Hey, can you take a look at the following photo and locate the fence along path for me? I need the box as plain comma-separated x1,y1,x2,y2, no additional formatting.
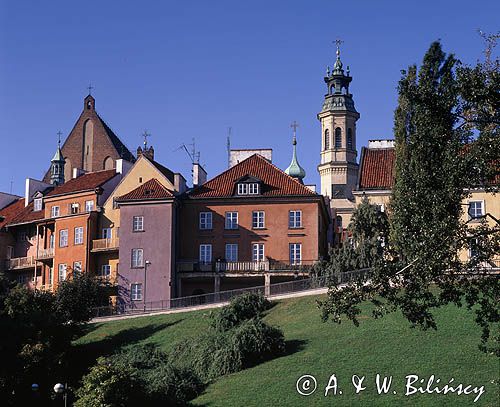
92,269,370,321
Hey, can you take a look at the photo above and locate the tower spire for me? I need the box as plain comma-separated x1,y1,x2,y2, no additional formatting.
50,131,66,185
285,121,306,183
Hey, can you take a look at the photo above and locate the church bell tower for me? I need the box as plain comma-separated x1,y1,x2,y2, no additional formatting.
317,41,360,232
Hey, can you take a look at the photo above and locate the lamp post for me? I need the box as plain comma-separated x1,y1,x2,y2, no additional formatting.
144,260,151,311
54,383,67,407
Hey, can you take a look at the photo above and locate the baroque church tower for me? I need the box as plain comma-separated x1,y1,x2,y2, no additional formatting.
317,43,360,234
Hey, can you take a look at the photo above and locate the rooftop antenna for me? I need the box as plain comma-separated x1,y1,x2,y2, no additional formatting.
10,179,13,194
227,127,232,168
173,137,199,164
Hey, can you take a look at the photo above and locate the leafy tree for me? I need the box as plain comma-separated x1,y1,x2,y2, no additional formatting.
317,39,500,354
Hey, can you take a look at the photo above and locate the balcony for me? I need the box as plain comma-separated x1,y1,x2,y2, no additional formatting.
5,256,37,270
36,248,54,260
91,238,119,252
177,259,317,274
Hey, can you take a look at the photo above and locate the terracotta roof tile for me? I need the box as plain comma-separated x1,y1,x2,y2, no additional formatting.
0,198,26,229
358,148,395,190
117,178,174,201
45,169,117,197
188,154,316,198
6,201,45,227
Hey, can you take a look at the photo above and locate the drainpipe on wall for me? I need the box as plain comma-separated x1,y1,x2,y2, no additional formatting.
34,224,39,289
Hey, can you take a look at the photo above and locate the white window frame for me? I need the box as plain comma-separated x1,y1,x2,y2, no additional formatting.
225,212,238,230
237,183,248,195
131,283,143,301
199,244,212,264
102,228,112,239
59,229,68,247
289,210,302,228
225,244,238,262
58,264,67,282
34,198,42,212
468,200,484,220
51,206,60,217
252,211,265,229
199,212,213,230
70,203,80,214
133,216,144,232
131,248,144,268
74,226,84,245
252,243,265,262
85,200,94,212
290,243,302,265
73,261,82,274
248,183,259,194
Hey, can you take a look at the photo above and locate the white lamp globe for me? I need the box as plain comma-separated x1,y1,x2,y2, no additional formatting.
53,383,65,394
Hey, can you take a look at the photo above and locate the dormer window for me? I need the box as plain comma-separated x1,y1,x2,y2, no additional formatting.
34,198,43,212
237,182,259,195
248,183,259,194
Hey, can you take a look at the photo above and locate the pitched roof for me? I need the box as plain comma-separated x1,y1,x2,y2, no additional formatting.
45,169,117,197
147,157,175,184
188,154,317,199
7,201,45,226
117,178,174,202
0,198,26,229
96,114,135,163
358,147,395,190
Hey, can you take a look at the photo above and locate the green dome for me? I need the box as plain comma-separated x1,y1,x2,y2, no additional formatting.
285,136,306,182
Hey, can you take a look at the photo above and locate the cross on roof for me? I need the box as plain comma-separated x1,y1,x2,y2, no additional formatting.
290,120,299,134
87,83,94,95
334,38,344,49
142,130,151,148
57,130,62,146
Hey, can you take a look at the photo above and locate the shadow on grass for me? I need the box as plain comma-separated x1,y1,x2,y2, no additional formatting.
68,320,183,383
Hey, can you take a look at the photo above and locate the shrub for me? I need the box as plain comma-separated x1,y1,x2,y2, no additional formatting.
209,292,271,332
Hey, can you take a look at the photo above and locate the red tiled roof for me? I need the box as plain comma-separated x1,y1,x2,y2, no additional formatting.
0,198,26,228
45,169,117,197
358,148,395,190
188,154,316,198
5,201,45,227
117,178,174,201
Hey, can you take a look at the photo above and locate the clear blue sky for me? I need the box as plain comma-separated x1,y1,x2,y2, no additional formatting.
1,0,498,196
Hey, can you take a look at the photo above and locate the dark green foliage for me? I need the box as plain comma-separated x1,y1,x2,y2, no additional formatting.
209,292,272,332
317,39,500,354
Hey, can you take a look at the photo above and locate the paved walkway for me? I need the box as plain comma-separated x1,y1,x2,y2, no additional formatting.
92,287,328,323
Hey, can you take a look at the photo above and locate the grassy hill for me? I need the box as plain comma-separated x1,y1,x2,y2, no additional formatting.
75,295,499,406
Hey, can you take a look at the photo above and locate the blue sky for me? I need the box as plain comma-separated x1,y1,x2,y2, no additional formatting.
1,0,498,196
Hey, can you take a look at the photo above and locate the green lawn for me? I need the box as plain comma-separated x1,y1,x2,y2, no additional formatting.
74,295,499,406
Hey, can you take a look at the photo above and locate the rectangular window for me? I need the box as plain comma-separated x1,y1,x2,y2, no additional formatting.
199,212,213,230
73,261,82,274
51,206,60,217
48,267,53,285
289,210,302,228
70,203,80,214
133,216,144,232
237,184,248,195
199,244,212,264
59,229,68,247
468,201,484,219
290,243,302,265
85,200,94,212
131,248,144,268
49,234,55,249
18,231,27,241
100,264,111,278
252,211,265,228
34,198,42,212
74,227,84,245
225,212,238,229
252,243,265,261
131,283,143,301
58,264,67,282
248,183,259,194
102,228,112,239
225,244,238,262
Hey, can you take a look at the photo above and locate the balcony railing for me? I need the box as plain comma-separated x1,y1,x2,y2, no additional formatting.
5,256,37,270
177,259,318,273
36,248,54,260
92,238,120,252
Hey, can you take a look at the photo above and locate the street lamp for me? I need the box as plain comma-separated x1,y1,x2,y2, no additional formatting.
54,383,67,407
144,260,151,311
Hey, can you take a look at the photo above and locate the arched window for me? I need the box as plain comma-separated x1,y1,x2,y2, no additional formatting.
103,156,114,170
347,128,353,150
334,127,342,148
336,215,342,231
330,85,335,94
324,129,330,150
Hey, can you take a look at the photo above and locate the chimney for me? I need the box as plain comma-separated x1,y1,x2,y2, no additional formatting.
116,159,133,175
25,178,51,207
192,163,207,188
174,173,187,194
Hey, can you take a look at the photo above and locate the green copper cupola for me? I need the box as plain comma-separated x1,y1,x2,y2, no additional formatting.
285,121,306,183
50,131,66,185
